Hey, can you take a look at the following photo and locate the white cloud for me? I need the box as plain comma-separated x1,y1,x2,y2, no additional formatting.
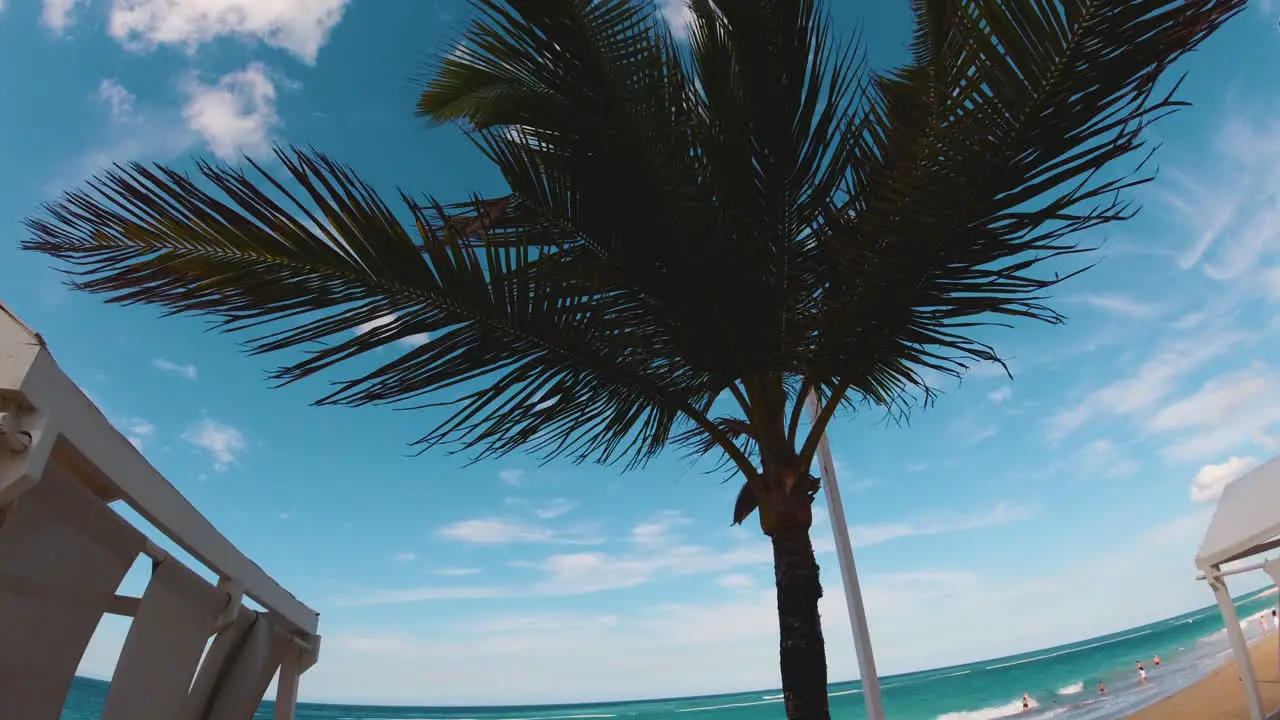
41,0,85,34
1191,456,1258,503
436,518,603,546
988,386,1012,404
848,501,1036,548
716,573,756,590
181,418,247,470
1150,365,1280,463
657,0,693,41
98,79,137,124
1047,328,1251,441
1068,293,1161,318
630,510,691,548
393,552,417,563
351,313,429,347
331,585,508,608
115,416,156,449
434,566,481,576
152,357,198,380
532,498,578,520
498,468,525,487
107,0,350,64
181,62,280,162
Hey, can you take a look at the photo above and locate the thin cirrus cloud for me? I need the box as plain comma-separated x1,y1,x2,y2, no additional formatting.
354,503,1034,606
436,518,604,546
152,357,198,380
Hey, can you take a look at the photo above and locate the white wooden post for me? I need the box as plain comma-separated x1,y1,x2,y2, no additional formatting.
1209,569,1265,720
273,643,302,720
806,392,885,720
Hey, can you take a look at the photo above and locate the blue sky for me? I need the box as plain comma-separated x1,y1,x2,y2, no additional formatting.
2,0,1280,708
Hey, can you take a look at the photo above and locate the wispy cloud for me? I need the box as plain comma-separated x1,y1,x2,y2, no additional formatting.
434,567,481,577
114,416,156,449
1067,293,1161,318
988,386,1012,404
152,357,198,380
498,468,525,487
436,518,603,545
331,585,508,608
1047,328,1252,442
849,501,1036,548
394,552,417,563
532,498,578,520
182,418,247,471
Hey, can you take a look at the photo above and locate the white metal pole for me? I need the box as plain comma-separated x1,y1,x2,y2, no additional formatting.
1209,570,1265,720
806,392,885,720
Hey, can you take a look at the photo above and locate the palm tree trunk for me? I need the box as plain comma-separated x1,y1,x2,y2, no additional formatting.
772,523,829,720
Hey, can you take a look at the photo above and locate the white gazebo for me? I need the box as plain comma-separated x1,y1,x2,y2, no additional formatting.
0,302,321,719
1196,454,1280,720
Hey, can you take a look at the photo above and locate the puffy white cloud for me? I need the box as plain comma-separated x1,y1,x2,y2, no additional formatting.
41,0,85,34
1190,456,1257,503
181,418,247,470
181,62,280,161
152,357,198,380
107,0,350,64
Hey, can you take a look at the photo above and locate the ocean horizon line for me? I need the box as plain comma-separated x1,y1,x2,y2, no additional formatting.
66,585,1275,714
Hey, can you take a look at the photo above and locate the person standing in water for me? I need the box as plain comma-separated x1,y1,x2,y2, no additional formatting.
1153,655,1161,667
1136,661,1147,683
1022,693,1030,712
1098,681,1106,695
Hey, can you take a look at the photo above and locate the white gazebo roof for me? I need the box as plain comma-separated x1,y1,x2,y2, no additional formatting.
1196,454,1280,570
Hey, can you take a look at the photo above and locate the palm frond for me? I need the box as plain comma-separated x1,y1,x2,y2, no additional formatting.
22,147,741,471
794,0,1244,465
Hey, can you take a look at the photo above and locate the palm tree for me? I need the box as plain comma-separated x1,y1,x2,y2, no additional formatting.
24,1,1240,718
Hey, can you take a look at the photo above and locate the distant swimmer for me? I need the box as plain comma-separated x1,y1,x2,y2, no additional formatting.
1098,681,1106,695
1136,661,1147,683
1153,655,1161,667
1022,694,1030,712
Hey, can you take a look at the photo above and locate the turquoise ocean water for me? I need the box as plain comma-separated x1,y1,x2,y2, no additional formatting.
62,589,1278,720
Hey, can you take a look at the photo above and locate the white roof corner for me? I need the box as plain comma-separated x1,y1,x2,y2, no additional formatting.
0,302,48,398
1197,454,1280,569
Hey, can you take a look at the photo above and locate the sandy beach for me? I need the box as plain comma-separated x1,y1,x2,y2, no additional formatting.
1126,634,1280,720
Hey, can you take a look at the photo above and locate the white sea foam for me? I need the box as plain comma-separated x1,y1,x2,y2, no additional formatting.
676,699,781,712
760,694,783,700
935,696,1038,720
1056,681,1084,695
985,629,1154,670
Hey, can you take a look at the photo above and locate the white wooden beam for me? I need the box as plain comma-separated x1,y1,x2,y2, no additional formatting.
0,310,319,636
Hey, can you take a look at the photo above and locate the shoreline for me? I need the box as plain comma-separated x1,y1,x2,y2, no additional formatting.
1124,631,1280,720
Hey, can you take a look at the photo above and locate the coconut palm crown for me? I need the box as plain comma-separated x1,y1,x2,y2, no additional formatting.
23,1,1244,718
